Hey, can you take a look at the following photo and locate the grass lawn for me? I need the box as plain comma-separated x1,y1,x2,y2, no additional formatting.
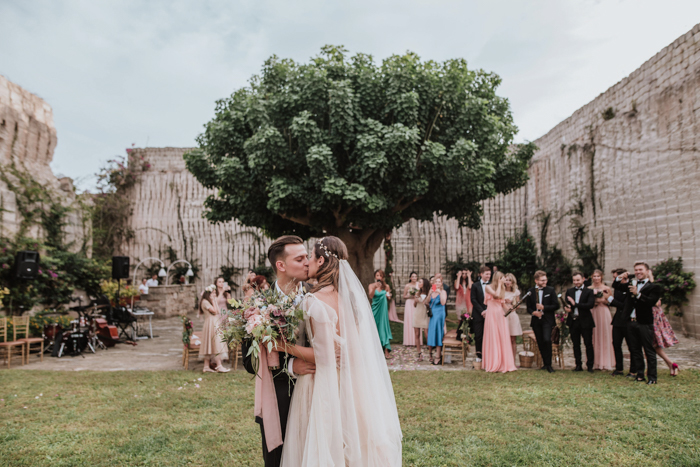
1,370,699,466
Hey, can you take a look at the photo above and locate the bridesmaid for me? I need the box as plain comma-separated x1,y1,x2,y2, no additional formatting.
425,277,447,365
198,285,229,373
215,276,232,310
503,273,523,364
412,278,431,361
589,269,615,371
649,272,680,376
482,272,517,373
369,269,393,359
454,269,473,316
402,272,422,347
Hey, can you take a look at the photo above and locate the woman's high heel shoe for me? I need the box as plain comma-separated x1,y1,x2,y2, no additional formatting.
671,363,679,376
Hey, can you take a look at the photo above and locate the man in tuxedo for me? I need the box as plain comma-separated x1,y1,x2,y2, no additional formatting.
564,271,596,372
526,270,560,373
605,268,635,376
242,235,316,467
470,265,491,360
616,261,662,384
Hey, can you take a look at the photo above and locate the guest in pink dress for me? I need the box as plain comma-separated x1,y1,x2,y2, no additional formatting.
649,272,680,376
454,269,473,315
503,273,523,364
402,272,423,347
482,272,517,373
589,269,615,371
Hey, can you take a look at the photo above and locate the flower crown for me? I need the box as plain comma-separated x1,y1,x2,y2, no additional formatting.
205,284,216,293
317,238,338,259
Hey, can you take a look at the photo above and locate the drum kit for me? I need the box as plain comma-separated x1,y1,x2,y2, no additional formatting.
44,296,113,358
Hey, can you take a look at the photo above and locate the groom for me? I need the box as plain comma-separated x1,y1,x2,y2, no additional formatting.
242,235,316,467
470,266,491,360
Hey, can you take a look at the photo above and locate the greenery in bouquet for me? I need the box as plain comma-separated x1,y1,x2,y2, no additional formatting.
457,312,474,344
219,288,305,375
182,316,194,345
554,309,570,347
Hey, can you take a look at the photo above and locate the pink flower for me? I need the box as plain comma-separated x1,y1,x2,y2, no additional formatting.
243,307,259,320
245,315,263,334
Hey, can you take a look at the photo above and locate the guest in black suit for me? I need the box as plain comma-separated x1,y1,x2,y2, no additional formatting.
470,265,492,360
242,235,316,467
606,268,634,376
616,261,663,384
564,271,596,372
526,270,560,373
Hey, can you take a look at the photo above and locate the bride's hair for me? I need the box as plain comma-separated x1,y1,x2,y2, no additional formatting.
311,236,348,293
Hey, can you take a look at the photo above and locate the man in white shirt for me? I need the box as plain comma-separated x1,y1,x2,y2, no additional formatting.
145,274,159,288
138,278,149,295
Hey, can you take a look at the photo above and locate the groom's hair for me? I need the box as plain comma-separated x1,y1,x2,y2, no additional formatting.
268,235,304,272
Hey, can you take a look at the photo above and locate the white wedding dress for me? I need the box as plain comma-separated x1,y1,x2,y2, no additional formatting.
280,261,402,466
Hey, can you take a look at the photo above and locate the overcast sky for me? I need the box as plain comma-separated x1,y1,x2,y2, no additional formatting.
1,0,699,191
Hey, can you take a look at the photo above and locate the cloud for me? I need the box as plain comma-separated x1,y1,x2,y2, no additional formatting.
1,0,699,191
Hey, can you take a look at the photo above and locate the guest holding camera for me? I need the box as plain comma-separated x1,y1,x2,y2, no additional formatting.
564,271,596,372
369,269,393,359
454,269,473,316
471,266,492,361
605,268,634,376
526,271,560,373
616,262,663,384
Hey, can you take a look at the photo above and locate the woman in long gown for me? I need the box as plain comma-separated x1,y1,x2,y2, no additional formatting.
503,273,523,364
215,277,232,362
425,277,447,365
482,272,517,373
454,269,473,316
589,269,615,371
402,272,421,347
280,237,402,466
412,278,431,361
198,286,229,373
369,269,393,358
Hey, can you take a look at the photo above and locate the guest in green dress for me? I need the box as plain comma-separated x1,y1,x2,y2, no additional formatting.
369,269,393,358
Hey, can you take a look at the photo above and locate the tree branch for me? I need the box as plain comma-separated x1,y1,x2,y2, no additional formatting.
279,210,312,227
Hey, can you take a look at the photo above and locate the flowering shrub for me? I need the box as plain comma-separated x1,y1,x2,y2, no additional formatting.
652,257,696,317
97,151,151,192
100,279,140,305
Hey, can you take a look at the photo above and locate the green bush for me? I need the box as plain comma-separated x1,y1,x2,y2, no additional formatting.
652,257,696,317
494,229,538,290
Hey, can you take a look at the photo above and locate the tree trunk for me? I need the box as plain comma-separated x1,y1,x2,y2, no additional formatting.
334,228,386,291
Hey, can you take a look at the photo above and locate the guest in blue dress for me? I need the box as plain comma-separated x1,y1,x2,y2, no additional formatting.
425,277,447,365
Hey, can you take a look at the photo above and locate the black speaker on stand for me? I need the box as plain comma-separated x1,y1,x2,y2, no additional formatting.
15,251,40,279
112,256,130,280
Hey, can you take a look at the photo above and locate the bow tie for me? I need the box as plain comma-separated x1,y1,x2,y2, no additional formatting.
637,280,646,285
575,287,583,291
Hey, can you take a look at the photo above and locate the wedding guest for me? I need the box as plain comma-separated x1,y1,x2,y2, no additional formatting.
564,271,596,372
246,275,269,299
369,269,393,358
616,262,662,384
215,276,232,311
589,269,614,371
138,278,149,295
483,272,517,373
412,278,431,361
425,276,447,365
526,270,560,373
470,266,492,361
402,272,422,346
648,272,680,376
146,274,159,288
241,269,256,297
503,273,523,363
198,285,229,373
605,268,634,376
455,269,473,315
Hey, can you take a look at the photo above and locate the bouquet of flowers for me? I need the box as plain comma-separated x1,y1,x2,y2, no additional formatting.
408,287,419,296
218,287,305,375
595,290,604,299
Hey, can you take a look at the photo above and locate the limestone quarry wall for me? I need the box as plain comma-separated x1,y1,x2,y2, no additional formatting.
124,23,700,336
0,75,87,247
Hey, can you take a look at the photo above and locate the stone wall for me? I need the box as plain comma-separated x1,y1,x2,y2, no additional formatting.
123,23,700,336
138,284,197,319
0,75,87,247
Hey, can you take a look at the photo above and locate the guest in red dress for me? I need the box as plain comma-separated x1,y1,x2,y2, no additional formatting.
649,272,680,376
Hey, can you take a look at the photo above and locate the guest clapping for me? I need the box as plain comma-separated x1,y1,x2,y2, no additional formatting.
503,273,523,363
369,269,393,358
198,285,229,373
564,272,596,372
425,277,447,365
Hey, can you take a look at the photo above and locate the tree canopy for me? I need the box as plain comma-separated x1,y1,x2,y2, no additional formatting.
185,46,535,284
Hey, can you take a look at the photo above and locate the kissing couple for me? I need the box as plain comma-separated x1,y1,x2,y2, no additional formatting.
242,235,403,466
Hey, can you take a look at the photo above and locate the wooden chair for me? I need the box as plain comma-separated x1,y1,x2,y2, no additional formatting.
522,330,542,368
228,344,242,370
552,343,565,369
442,329,469,367
13,315,44,364
0,317,25,368
182,317,201,370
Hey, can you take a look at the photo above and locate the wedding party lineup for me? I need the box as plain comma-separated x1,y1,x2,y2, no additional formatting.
2,3,700,466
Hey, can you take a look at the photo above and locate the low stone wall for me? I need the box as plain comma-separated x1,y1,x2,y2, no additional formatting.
138,284,197,319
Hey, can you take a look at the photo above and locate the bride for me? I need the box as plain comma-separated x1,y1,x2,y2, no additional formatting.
278,236,403,466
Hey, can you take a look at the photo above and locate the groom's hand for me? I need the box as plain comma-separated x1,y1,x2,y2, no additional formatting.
294,359,316,375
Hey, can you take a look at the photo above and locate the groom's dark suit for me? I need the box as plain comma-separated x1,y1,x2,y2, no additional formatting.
242,281,307,467
564,286,596,370
470,280,488,359
526,286,559,369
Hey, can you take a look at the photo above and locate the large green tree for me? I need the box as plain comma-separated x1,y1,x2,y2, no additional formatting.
185,46,535,286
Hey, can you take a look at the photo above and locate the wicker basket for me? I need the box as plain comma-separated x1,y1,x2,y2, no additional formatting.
519,351,535,368
472,360,482,371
